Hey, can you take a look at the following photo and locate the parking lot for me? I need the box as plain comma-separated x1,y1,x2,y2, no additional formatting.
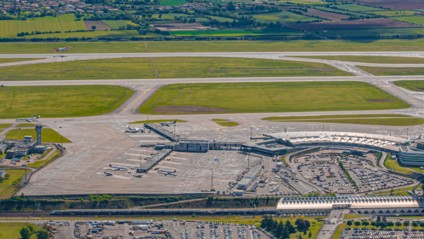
340,229,424,239
50,220,272,239
292,150,415,194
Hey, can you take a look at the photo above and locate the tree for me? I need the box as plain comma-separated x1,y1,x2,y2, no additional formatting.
20,227,30,239
37,230,49,239
91,25,97,31
308,231,312,238
227,2,235,11
347,220,353,226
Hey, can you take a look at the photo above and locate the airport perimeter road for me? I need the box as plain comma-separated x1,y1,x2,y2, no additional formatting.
317,210,348,239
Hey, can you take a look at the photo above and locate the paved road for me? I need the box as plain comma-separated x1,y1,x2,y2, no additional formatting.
317,210,348,239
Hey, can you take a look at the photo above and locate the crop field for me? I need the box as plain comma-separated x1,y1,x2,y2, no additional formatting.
301,55,424,64
252,11,318,23
1,39,424,53
139,82,409,114
334,4,384,12
291,18,415,31
0,14,85,38
6,128,71,143
374,11,418,17
349,0,424,10
304,8,349,21
393,80,424,91
0,85,133,118
395,16,424,26
0,169,26,199
0,57,349,81
262,114,424,126
102,20,137,29
358,66,424,76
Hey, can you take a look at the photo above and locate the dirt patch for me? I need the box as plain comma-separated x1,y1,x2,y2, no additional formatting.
348,0,424,10
290,18,417,31
368,99,394,102
154,105,229,114
304,8,350,21
84,21,112,30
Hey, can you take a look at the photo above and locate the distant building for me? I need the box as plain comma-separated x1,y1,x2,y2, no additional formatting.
173,140,209,152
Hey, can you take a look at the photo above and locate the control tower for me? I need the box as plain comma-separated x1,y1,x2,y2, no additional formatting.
35,124,43,145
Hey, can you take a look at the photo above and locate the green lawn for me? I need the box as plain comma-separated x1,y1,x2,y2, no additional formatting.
0,85,133,118
139,82,409,114
359,66,424,76
334,3,384,12
0,57,349,81
6,128,71,143
262,114,424,126
160,0,187,6
0,58,40,63
394,80,424,91
384,155,424,175
212,119,239,127
22,30,141,39
0,223,42,239
302,55,424,64
0,169,26,199
27,150,61,169
0,124,12,133
1,39,424,53
0,14,85,37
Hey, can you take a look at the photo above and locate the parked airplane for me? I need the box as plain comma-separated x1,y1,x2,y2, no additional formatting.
160,120,177,127
104,171,113,176
157,168,176,176
109,164,128,171
124,125,142,133
16,115,40,122
54,46,71,52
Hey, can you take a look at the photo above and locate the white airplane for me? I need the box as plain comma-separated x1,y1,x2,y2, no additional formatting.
124,125,142,133
54,46,71,52
16,115,40,122
109,164,128,171
160,120,177,127
157,168,176,176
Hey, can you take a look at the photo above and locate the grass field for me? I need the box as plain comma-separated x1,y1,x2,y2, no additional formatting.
212,119,239,127
6,128,71,143
262,114,424,126
359,66,424,76
139,82,409,114
130,119,186,124
384,155,424,175
394,80,424,91
0,58,40,63
302,55,424,64
1,39,424,53
334,3,383,12
374,10,418,17
0,223,42,239
27,150,61,168
0,169,26,199
0,124,12,134
0,14,85,38
160,0,187,6
23,30,141,39
0,85,133,118
0,57,349,81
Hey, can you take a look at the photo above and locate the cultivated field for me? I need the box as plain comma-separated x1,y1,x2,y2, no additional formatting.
359,67,424,76
394,80,424,91
0,85,133,118
301,55,424,64
303,8,349,21
6,128,71,143
139,82,409,114
1,39,424,53
0,14,85,38
291,18,416,31
262,114,424,126
348,0,424,10
0,57,349,81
